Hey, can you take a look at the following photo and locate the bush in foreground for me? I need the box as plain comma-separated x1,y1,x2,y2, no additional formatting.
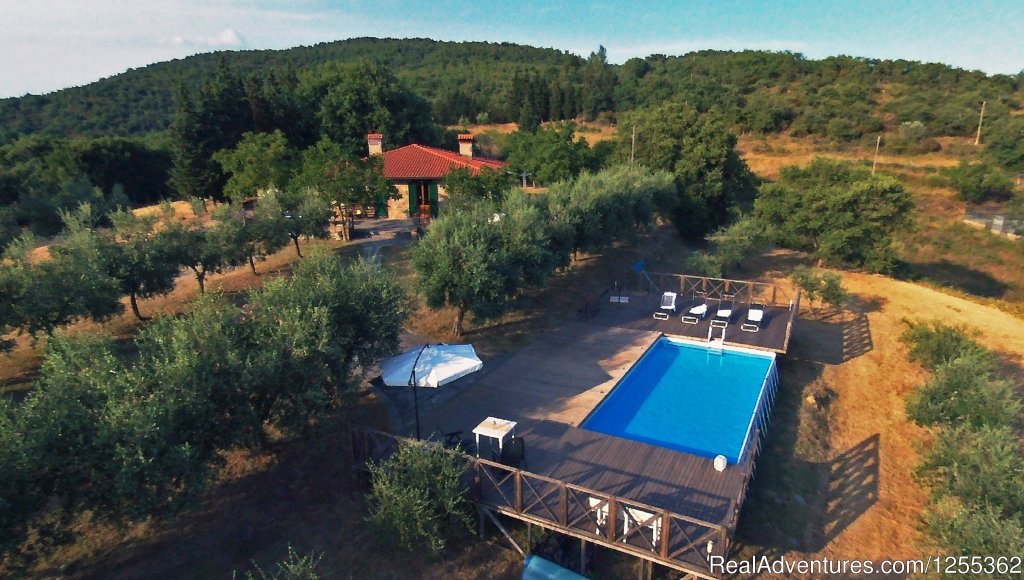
238,545,324,580
906,353,1020,429
366,442,474,556
900,321,992,371
916,425,1024,519
922,497,1024,576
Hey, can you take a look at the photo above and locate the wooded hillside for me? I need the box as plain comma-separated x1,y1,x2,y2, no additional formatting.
2,38,1022,146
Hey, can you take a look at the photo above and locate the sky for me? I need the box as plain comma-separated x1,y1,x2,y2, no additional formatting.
1,0,1022,98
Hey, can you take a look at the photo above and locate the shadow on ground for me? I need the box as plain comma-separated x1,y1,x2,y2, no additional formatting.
55,408,519,580
907,259,1010,299
733,291,881,557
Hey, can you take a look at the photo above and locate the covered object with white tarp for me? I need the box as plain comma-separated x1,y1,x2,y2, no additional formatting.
381,344,483,388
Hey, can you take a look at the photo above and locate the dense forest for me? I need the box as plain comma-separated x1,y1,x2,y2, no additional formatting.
2,37,1023,248
3,37,1023,144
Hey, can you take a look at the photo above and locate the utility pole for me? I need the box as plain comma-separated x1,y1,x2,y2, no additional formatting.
630,125,636,165
872,135,882,175
975,101,986,145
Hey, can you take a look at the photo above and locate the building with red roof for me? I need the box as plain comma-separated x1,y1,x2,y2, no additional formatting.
368,133,505,219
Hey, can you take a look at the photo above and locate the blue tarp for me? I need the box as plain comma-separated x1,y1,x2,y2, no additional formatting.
521,555,588,580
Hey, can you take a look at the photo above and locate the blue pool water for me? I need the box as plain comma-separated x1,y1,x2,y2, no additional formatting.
581,337,776,464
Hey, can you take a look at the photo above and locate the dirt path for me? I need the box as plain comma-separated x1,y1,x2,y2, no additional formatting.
808,271,1024,561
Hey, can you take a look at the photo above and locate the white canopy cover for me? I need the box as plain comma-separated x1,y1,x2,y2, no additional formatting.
381,344,483,388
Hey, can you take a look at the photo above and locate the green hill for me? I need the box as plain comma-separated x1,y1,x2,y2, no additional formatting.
0,37,584,144
3,37,1022,148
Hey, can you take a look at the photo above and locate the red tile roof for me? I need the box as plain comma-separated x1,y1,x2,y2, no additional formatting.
380,144,505,180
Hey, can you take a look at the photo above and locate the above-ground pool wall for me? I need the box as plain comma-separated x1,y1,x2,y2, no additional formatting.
738,355,779,465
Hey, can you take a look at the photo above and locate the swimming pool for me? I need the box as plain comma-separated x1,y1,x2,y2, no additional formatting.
581,337,778,464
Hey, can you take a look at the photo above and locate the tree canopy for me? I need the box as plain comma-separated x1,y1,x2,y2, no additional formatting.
413,190,560,335
754,157,914,272
617,102,755,239
213,129,297,202
504,122,595,185
0,250,410,551
290,138,396,209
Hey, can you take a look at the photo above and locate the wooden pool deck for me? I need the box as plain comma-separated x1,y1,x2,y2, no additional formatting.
361,273,795,577
590,292,795,354
409,322,761,577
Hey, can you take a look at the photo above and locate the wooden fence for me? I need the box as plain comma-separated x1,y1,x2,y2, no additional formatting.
642,271,798,310
350,425,748,579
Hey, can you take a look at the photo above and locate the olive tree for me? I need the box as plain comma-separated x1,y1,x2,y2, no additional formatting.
243,251,410,433
269,187,332,258
6,207,123,337
366,442,473,555
414,190,559,336
546,165,674,260
755,158,914,273
108,208,183,320
169,217,247,293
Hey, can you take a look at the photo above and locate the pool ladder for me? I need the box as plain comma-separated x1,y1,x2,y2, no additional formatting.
706,324,726,353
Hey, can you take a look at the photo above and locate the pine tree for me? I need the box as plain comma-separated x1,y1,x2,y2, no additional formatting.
549,78,565,121
167,85,208,199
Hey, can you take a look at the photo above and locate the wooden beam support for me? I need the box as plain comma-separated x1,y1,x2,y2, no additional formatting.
580,538,587,574
483,507,525,556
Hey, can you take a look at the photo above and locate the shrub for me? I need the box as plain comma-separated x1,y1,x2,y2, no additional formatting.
791,266,848,313
900,321,992,371
906,353,1021,429
366,442,474,556
944,161,1014,204
817,272,849,311
239,545,324,580
686,251,724,278
706,217,767,271
916,425,1024,519
922,497,1024,572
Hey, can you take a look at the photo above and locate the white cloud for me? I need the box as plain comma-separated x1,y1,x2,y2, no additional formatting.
0,1,333,96
165,28,245,49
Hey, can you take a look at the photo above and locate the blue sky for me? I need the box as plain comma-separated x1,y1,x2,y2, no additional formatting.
1,0,1022,98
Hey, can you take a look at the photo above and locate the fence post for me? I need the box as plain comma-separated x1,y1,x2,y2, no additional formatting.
607,496,617,542
660,510,670,559
515,471,523,513
560,483,568,527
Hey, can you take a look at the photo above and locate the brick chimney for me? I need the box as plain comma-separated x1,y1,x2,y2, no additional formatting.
367,133,383,156
457,133,474,158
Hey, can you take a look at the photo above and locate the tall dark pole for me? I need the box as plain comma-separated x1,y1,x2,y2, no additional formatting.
409,344,429,440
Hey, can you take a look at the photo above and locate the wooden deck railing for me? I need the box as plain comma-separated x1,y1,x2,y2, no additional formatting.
643,271,799,311
351,426,731,578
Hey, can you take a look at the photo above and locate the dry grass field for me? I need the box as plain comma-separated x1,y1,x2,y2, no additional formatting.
3,131,1023,578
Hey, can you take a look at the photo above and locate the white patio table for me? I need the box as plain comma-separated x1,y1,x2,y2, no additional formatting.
472,416,517,458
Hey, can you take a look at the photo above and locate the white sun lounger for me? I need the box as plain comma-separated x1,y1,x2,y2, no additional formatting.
682,294,708,324
653,291,677,320
741,303,765,332
712,295,734,328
